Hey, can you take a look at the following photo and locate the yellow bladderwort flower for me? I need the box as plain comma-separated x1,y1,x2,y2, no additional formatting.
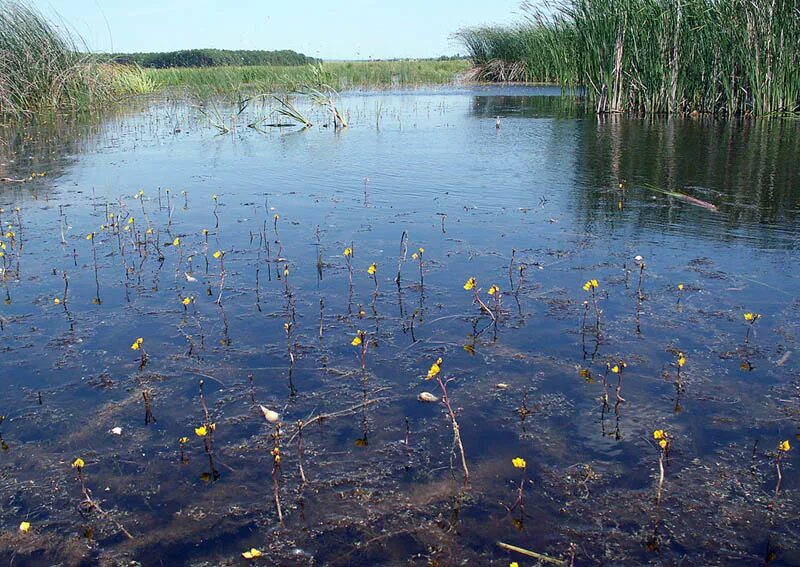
510,563,519,567
418,247,425,254
659,439,668,449
283,264,289,277
677,353,686,368
86,233,94,240
127,217,134,225
677,283,684,291
744,312,760,322
343,247,352,257
463,277,476,291
583,279,599,292
367,263,377,275
411,252,418,260
426,357,443,380
108,213,115,219
779,440,791,452
72,457,85,469
212,194,218,200
146,228,153,235
242,548,263,559
488,284,500,295
512,457,526,469
351,334,362,346
19,521,30,532
653,430,665,440
195,425,208,437
182,297,191,306
202,229,209,236
273,213,279,220
130,337,143,350
213,250,222,259
54,298,60,305
172,237,180,246
611,365,620,373
179,436,189,444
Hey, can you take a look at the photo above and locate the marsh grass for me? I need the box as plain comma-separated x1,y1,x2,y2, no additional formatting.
146,59,470,96
457,0,800,115
0,1,154,117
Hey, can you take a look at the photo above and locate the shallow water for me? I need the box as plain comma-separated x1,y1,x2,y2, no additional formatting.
0,87,799,566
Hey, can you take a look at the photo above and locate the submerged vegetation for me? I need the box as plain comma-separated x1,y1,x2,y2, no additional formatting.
0,1,154,117
457,0,800,115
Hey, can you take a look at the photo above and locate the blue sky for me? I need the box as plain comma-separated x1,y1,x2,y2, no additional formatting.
34,0,526,59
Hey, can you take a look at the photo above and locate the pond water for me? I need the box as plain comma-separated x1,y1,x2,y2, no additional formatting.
0,86,799,566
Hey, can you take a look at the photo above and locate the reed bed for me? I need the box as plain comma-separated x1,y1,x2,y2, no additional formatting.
0,1,154,117
457,0,800,115
146,59,471,96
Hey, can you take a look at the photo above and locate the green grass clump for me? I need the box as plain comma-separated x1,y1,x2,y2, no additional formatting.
0,1,154,117
457,0,800,116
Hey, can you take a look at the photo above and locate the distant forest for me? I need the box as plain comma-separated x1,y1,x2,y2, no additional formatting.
110,49,319,68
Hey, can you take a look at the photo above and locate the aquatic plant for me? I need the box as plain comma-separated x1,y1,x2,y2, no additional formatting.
743,311,761,343
457,0,800,116
425,357,470,484
582,279,601,333
653,429,672,505
0,1,153,116
771,439,791,507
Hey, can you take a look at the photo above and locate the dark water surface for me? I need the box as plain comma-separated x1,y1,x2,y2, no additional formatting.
0,87,799,566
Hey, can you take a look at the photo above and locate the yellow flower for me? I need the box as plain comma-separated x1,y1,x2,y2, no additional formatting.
677,353,686,368
179,437,189,444
127,217,134,225
242,548,263,559
653,429,665,440
488,284,499,295
172,237,180,246
108,213,115,219
464,277,476,291
86,233,93,240
512,457,526,469
343,247,352,257
426,358,443,380
212,194,218,200
677,283,684,291
145,228,153,235
659,439,668,449
54,298,60,305
131,342,139,351
213,250,222,259
351,333,362,346
182,297,191,306
19,521,30,532
273,213,279,220
195,425,208,437
72,457,85,469
202,229,209,236
510,563,519,567
130,337,143,351
411,253,418,260
368,263,377,275
779,440,791,452
283,265,289,277
583,279,599,292
611,365,619,373
418,247,425,254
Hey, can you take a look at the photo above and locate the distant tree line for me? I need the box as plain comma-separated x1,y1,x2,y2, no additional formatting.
110,49,318,68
